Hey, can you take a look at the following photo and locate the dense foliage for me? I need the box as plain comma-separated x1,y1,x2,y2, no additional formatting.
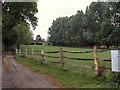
2,2,38,50
48,2,120,48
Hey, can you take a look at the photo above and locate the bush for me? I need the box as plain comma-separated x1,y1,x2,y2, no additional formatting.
107,72,120,88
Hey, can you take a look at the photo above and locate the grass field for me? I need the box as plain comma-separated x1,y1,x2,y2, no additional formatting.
15,45,119,88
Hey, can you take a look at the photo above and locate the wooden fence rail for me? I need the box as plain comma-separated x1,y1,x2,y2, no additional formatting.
46,51,59,53
64,56,93,60
63,50,93,53
46,55,60,58
63,49,109,53
16,46,111,76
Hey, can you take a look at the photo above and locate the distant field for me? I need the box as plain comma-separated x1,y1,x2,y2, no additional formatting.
15,45,114,88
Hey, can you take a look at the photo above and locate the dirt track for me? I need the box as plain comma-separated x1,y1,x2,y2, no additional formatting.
2,52,59,88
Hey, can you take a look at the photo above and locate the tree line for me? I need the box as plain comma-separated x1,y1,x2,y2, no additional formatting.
48,2,120,48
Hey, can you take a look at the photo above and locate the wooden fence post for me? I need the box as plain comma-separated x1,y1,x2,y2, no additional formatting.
19,49,21,55
60,48,64,70
41,48,45,64
93,46,99,75
32,49,35,60
25,49,28,57
16,48,18,55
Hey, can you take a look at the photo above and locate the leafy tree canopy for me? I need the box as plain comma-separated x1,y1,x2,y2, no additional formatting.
2,2,38,50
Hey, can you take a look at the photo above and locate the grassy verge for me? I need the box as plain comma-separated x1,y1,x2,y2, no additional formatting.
14,45,117,88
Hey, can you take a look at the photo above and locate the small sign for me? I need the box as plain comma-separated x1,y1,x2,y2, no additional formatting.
111,50,120,72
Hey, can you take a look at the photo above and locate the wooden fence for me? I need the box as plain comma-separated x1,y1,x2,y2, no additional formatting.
15,46,111,76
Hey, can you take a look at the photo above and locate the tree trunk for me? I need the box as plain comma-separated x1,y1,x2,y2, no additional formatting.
17,44,20,50
106,45,109,49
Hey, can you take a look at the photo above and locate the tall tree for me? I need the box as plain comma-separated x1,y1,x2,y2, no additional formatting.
66,10,85,46
84,2,106,46
48,17,69,46
99,2,120,48
13,22,33,49
2,2,38,50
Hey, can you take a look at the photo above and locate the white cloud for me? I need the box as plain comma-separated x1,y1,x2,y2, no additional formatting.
33,0,97,40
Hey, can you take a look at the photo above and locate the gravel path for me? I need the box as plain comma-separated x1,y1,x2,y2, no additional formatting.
2,52,59,88
0,54,2,90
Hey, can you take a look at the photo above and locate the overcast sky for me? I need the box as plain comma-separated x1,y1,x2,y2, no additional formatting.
33,0,97,40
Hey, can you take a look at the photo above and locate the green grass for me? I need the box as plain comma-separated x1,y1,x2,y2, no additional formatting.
15,45,115,88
